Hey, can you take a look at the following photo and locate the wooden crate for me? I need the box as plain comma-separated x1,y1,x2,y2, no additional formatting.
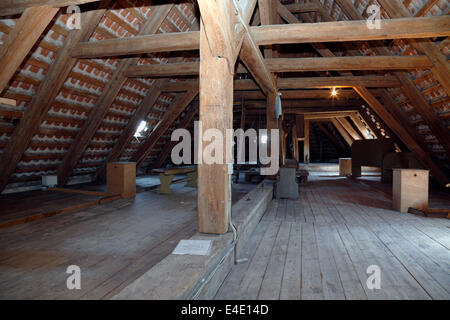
339,158,352,176
393,169,429,212
107,162,136,198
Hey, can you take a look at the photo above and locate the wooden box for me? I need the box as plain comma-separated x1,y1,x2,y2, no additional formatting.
107,162,136,198
339,158,352,176
393,169,429,212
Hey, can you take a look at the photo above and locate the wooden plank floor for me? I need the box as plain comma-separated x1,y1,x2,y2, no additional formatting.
215,174,450,300
0,182,255,299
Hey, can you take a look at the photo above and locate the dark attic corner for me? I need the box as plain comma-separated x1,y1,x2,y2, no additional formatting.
0,0,448,308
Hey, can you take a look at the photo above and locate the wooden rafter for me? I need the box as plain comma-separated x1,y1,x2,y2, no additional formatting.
124,55,433,77
71,15,450,58
354,87,448,186
376,0,450,97
95,79,167,182
149,103,198,171
331,118,354,147
0,6,58,93
0,6,106,194
158,76,401,92
57,4,174,186
0,0,99,16
334,0,450,163
130,89,199,168
336,117,363,141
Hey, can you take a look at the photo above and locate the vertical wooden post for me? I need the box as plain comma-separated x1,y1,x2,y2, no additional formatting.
266,91,279,171
292,124,299,163
197,1,234,234
304,119,310,163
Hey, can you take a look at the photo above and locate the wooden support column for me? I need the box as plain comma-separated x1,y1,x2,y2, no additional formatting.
0,6,58,93
292,124,299,163
304,119,310,164
266,91,278,169
197,0,235,234
354,87,449,186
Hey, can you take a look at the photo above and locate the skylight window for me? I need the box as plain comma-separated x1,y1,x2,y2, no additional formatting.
134,120,148,138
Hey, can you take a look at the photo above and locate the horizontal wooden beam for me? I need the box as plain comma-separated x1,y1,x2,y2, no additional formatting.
242,99,362,109
252,16,450,46
234,89,360,100
126,56,431,78
71,16,450,58
265,56,432,72
0,0,99,16
277,76,401,89
160,75,401,92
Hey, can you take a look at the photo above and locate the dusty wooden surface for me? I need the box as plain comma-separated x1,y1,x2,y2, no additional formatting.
215,173,450,300
0,182,255,299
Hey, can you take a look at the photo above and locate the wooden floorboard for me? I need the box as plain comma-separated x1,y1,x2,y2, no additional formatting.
215,174,450,300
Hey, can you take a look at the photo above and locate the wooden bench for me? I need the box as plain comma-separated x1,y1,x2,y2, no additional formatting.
152,167,197,195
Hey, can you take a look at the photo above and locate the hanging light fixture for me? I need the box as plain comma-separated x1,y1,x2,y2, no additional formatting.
331,87,337,97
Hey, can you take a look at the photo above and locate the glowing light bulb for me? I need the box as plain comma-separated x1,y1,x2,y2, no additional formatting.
331,87,337,97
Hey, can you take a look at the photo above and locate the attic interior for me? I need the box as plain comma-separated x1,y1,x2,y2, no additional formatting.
0,0,449,301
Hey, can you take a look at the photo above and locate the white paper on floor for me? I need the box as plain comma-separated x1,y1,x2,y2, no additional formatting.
172,240,212,256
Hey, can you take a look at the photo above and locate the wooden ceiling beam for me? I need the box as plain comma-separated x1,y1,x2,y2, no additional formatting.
159,75,400,92
0,0,99,16
335,0,450,160
0,6,58,93
57,4,174,186
234,89,360,100
71,16,450,58
0,7,105,194
125,55,432,77
265,56,432,72
331,118,354,146
237,0,277,94
377,0,450,97
354,87,449,186
277,76,401,89
242,99,362,108
336,117,363,141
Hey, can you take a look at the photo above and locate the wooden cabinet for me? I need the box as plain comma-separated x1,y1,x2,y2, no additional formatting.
393,169,429,212
107,162,136,198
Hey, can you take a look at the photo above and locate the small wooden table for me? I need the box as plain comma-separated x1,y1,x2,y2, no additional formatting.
152,167,197,194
